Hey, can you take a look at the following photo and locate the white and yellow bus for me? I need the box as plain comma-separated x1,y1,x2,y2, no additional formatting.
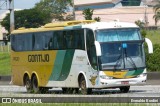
10,20,153,94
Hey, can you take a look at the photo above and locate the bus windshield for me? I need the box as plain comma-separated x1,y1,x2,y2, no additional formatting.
96,28,141,42
96,28,145,70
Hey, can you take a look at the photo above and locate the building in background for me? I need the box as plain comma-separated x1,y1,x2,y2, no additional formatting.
74,0,159,26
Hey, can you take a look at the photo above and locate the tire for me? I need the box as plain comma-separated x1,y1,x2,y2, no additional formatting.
24,75,33,93
79,75,92,95
120,86,130,93
32,75,40,93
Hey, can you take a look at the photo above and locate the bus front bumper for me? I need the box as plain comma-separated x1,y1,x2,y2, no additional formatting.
95,74,147,88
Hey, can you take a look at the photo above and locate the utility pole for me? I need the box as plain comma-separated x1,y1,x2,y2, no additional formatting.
9,0,14,32
143,0,148,27
72,0,75,20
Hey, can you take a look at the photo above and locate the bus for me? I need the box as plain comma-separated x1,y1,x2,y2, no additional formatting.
10,20,153,94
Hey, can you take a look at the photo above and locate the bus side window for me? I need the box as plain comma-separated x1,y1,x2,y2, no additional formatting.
72,29,85,50
11,35,15,51
43,32,53,50
53,32,59,49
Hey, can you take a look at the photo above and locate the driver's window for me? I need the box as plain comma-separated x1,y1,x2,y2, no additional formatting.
86,29,97,70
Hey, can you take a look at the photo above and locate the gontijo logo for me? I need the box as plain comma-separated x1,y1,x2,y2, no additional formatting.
28,54,49,62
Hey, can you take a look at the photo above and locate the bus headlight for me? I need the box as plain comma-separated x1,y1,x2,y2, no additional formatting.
100,75,113,79
137,73,147,78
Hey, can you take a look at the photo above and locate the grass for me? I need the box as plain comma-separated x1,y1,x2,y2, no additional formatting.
0,52,11,75
146,30,160,44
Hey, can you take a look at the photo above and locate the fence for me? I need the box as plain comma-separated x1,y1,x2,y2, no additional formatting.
0,41,10,52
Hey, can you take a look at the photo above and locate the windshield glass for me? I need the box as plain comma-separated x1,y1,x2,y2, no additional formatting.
96,28,141,42
96,28,145,70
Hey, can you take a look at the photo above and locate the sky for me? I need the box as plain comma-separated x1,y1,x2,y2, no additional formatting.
14,0,40,9
0,0,40,16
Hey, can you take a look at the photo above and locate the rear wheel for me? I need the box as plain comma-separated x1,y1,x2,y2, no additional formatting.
24,75,33,93
79,75,92,94
119,86,130,93
32,75,40,93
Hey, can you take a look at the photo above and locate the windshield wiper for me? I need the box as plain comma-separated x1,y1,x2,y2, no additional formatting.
114,54,123,70
124,48,137,70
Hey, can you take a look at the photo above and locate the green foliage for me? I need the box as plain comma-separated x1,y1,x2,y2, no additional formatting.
145,44,160,71
82,8,94,20
34,0,73,21
146,30,160,44
94,17,101,22
144,30,160,71
1,8,52,32
0,52,11,75
135,20,145,29
140,30,146,38
153,11,160,25
153,1,160,25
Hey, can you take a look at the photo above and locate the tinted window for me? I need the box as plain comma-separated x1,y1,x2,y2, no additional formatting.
11,29,85,51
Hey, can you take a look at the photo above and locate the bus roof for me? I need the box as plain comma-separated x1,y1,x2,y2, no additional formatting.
11,20,139,34
11,20,95,34
82,21,139,30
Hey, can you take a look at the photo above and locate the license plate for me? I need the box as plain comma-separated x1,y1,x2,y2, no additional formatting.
121,81,129,85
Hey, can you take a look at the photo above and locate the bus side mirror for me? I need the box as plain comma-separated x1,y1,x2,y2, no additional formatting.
94,41,102,56
145,38,153,54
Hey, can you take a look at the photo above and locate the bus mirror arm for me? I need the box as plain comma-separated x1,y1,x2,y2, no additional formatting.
145,38,153,54
94,41,102,56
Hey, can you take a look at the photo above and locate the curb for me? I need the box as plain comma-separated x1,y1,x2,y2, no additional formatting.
0,76,11,81
147,72,160,80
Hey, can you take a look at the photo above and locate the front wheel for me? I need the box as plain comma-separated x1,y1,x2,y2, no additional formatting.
79,76,92,95
119,86,130,93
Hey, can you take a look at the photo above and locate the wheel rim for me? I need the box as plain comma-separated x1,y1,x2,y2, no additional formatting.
80,77,87,94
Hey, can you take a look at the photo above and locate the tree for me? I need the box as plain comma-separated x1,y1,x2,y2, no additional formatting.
135,20,145,29
82,8,94,20
94,17,101,22
153,11,160,26
153,1,160,25
34,0,73,21
1,8,52,32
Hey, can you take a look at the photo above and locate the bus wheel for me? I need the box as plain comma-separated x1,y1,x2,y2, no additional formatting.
24,76,33,93
119,86,130,93
32,75,40,93
79,76,92,94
